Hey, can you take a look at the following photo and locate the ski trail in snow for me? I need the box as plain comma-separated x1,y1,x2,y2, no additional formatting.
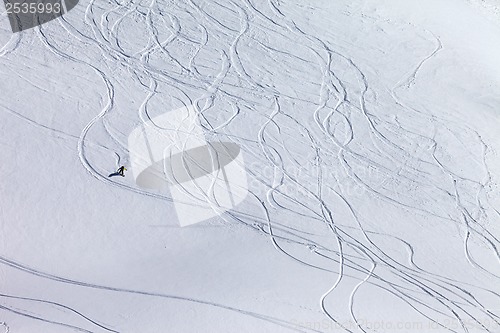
0,304,94,333
0,293,119,332
0,33,21,57
0,256,322,333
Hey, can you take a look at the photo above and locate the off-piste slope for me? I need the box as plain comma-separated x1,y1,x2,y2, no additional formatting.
1,0,499,332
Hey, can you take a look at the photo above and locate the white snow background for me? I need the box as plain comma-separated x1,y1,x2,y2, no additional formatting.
1,0,500,332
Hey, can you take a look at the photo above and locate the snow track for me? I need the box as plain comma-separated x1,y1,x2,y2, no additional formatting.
1,0,500,332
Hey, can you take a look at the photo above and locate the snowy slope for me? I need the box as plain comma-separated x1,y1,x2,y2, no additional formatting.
1,0,500,332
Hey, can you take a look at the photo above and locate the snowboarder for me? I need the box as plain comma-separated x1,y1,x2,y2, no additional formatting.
117,166,127,177
109,166,127,177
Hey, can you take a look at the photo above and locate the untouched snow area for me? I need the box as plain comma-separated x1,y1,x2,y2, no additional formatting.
1,0,500,332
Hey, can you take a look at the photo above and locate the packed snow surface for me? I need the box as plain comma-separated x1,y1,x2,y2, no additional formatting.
1,0,500,332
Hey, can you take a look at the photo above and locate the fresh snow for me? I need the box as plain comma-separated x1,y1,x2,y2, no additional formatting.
1,0,500,332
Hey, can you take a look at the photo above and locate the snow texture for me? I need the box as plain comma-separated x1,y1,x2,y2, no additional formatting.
1,0,500,332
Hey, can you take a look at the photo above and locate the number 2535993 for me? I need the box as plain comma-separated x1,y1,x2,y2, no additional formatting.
5,2,62,14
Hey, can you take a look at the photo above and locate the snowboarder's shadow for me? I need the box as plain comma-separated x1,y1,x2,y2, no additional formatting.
108,172,124,178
